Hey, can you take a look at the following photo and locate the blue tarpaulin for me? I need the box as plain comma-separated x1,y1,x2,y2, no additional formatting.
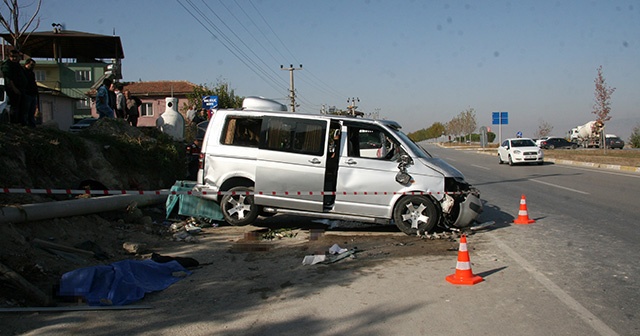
58,259,191,306
166,180,224,220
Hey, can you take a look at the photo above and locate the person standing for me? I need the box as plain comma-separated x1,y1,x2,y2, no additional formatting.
1,49,28,125
186,104,197,124
192,108,206,124
114,84,126,119
23,58,39,128
124,89,141,127
96,78,114,118
108,81,117,117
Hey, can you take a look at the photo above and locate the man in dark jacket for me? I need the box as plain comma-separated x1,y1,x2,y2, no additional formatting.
1,49,28,125
23,58,39,127
124,89,141,127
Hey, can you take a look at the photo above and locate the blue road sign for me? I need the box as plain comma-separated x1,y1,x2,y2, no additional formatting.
203,95,218,109
492,111,508,125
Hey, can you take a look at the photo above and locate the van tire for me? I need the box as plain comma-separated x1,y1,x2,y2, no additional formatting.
220,186,258,226
393,195,439,235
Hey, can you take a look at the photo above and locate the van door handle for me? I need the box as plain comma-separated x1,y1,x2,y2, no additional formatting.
346,159,357,165
309,158,321,164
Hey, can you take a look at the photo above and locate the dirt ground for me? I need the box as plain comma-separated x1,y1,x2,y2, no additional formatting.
0,204,460,309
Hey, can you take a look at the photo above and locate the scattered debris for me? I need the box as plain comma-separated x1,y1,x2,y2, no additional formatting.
122,242,148,254
302,254,326,265
172,231,198,243
329,243,348,255
303,243,357,265
262,228,298,240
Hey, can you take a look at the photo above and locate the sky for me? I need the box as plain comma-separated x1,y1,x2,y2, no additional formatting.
18,0,640,140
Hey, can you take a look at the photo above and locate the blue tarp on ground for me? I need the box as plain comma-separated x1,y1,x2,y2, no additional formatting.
165,180,224,220
58,259,191,306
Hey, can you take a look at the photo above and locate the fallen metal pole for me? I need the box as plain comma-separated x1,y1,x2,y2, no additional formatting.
0,193,167,224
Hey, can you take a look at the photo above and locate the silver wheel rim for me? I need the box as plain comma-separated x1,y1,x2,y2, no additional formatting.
226,195,251,219
401,202,430,229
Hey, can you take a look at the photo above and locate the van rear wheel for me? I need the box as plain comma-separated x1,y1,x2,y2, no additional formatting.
221,186,258,226
393,195,439,235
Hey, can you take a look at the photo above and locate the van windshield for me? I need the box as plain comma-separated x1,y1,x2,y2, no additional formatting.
389,128,433,159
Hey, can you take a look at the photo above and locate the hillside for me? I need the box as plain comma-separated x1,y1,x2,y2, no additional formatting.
0,120,188,307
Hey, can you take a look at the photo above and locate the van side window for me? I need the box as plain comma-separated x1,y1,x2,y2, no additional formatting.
347,125,398,160
221,116,262,147
264,117,326,156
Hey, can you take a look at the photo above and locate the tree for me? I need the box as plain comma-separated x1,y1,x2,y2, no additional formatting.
445,117,463,142
592,65,615,123
429,122,446,140
407,122,446,142
629,123,640,148
0,0,42,51
534,120,554,139
184,79,244,112
460,108,477,142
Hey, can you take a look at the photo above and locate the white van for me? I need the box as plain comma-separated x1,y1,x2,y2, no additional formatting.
194,97,482,235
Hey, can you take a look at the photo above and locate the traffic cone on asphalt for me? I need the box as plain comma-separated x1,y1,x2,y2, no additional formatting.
445,235,483,285
513,194,535,224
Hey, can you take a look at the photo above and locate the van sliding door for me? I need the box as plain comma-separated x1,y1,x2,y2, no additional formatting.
255,116,327,212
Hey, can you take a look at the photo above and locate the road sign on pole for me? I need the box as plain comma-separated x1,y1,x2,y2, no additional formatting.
492,112,508,144
203,95,218,109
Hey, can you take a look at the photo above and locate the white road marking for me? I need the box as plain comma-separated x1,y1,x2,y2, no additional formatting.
531,179,590,195
471,164,491,170
491,234,619,336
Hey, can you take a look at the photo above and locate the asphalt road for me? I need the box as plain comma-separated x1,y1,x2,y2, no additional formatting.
427,144,640,336
2,144,639,336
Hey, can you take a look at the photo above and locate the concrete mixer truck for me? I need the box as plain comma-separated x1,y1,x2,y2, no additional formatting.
568,120,604,148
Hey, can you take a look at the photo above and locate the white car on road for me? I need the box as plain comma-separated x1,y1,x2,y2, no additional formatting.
498,138,544,166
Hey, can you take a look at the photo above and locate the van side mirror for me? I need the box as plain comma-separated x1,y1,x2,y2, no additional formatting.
395,154,413,185
397,154,412,165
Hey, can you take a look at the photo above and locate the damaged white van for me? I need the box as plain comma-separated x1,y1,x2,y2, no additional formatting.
194,97,482,235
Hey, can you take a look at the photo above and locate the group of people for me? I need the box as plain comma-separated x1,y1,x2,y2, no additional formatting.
1,49,39,127
186,105,209,125
96,77,142,127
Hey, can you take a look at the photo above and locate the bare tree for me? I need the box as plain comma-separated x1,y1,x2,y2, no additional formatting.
592,65,615,123
460,107,477,142
534,120,554,139
0,0,42,51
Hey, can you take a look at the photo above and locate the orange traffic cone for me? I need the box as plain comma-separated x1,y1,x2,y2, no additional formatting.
513,194,535,224
445,234,483,285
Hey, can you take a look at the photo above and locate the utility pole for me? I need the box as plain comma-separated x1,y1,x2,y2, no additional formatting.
280,64,302,112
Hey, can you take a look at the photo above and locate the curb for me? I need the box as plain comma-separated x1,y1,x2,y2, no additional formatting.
470,148,640,173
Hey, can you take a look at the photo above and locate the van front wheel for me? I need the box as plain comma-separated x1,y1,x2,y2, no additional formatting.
393,196,439,235
221,186,258,226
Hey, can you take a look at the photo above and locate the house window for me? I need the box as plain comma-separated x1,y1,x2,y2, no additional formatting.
76,98,91,110
75,70,91,82
140,103,153,117
34,70,46,82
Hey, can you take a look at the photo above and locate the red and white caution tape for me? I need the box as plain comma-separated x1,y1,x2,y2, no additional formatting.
1,188,467,196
